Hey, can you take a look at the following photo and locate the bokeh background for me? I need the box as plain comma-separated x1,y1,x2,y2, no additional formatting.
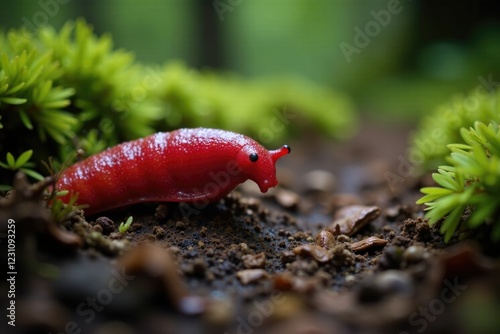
2,0,500,121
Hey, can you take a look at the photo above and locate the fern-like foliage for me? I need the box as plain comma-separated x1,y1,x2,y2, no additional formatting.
0,28,77,143
417,121,500,242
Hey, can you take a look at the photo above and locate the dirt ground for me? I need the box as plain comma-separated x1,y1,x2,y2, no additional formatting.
1,120,500,334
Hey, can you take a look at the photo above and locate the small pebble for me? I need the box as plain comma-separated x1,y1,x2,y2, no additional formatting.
315,230,336,250
281,251,296,263
379,245,404,269
153,226,166,238
275,188,300,211
293,245,332,263
242,253,267,269
95,217,115,235
350,236,387,253
404,245,425,263
327,205,380,236
236,269,270,285
357,270,413,303
155,204,168,219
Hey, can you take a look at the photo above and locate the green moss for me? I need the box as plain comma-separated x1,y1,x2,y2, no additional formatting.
153,63,356,143
411,88,499,171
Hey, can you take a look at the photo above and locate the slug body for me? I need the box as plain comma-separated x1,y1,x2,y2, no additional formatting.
57,128,290,214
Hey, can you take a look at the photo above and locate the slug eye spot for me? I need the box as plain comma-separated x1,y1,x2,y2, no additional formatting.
249,153,258,162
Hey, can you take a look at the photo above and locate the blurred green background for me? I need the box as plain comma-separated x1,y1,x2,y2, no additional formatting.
1,0,499,121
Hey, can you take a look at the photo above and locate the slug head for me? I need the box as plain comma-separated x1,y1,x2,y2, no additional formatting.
237,144,290,193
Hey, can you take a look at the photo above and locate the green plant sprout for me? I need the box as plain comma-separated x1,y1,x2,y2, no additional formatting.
0,150,44,190
417,121,500,242
49,190,82,224
118,216,133,234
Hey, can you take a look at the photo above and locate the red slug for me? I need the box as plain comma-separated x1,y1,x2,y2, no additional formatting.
57,128,290,214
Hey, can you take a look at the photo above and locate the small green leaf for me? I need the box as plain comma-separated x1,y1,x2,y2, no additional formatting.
417,187,454,204
118,216,134,234
6,152,15,167
441,206,463,242
5,81,26,94
0,97,27,105
20,168,44,181
14,150,33,168
19,110,34,130
0,184,12,191
432,172,458,191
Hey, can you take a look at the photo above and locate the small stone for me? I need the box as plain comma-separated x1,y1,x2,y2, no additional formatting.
281,251,295,263
345,274,355,283
315,230,336,250
242,253,267,269
153,226,166,238
205,248,215,257
327,205,381,236
178,296,206,315
236,269,269,285
239,243,250,254
293,231,309,240
192,258,207,276
379,245,404,269
108,232,123,240
92,224,103,233
403,245,425,263
155,204,168,219
275,188,300,211
357,270,413,303
197,241,205,249
95,217,115,235
350,236,387,253
303,170,336,193
200,226,208,237
293,244,332,263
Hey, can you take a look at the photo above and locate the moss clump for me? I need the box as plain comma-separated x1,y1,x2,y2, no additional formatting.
152,63,356,143
0,19,161,187
411,88,499,171
417,121,500,242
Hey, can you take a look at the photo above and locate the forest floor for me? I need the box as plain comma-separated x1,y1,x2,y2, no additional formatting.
2,119,499,334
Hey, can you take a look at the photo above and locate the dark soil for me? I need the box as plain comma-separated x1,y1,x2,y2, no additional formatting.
2,120,499,334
